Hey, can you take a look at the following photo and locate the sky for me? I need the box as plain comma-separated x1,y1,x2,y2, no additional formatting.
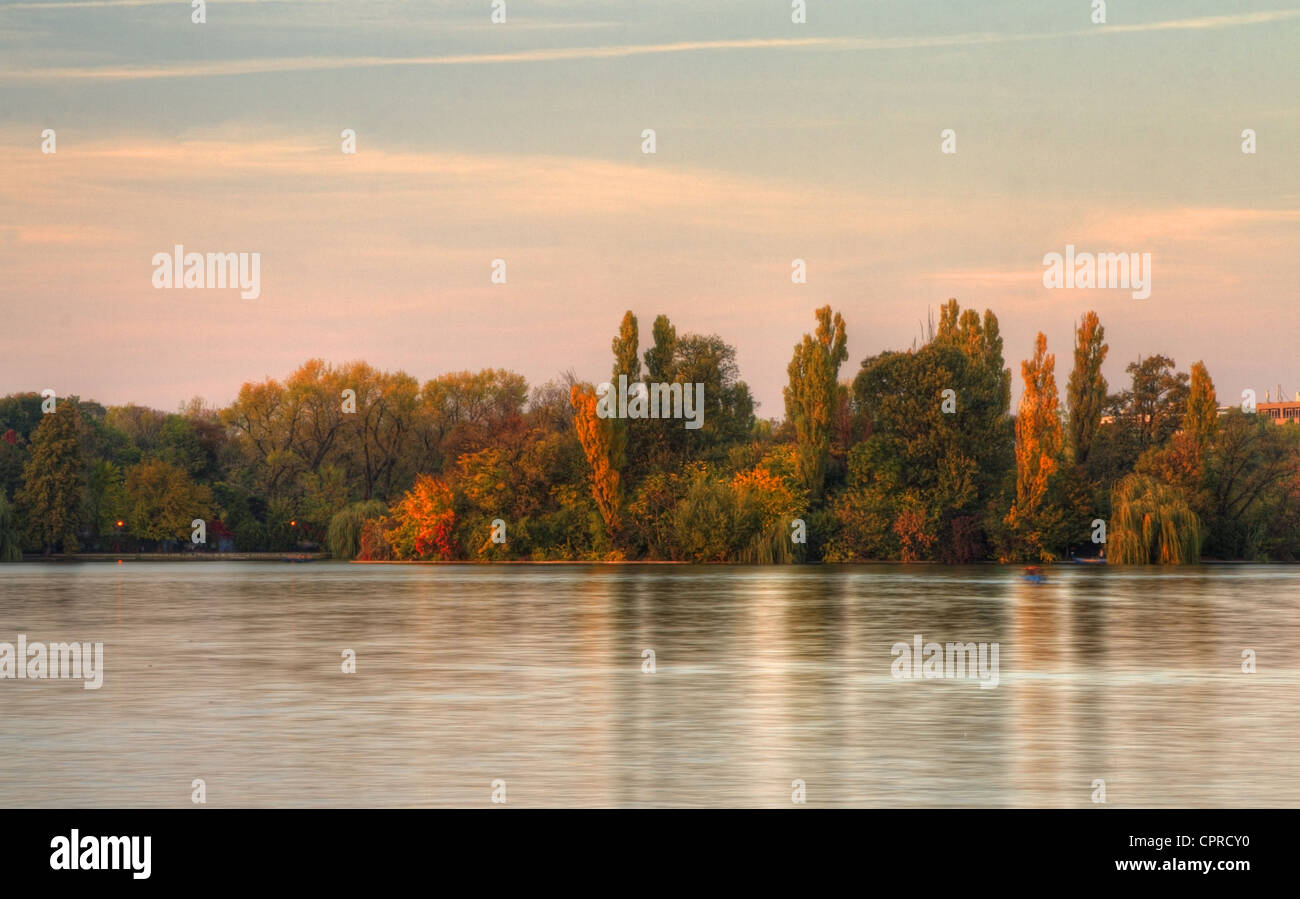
1,0,1297,416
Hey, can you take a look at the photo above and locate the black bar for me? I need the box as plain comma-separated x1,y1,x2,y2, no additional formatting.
0,809,1280,886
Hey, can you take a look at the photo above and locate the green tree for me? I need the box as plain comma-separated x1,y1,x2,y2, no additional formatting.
643,314,677,383
85,460,128,544
1199,410,1294,558
1112,354,1190,449
327,499,387,560
674,333,755,462
0,489,21,561
783,306,848,500
17,406,85,554
1066,311,1108,465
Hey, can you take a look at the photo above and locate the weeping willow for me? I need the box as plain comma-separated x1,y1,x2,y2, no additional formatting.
1108,475,1201,565
326,500,388,560
735,516,795,564
0,490,21,562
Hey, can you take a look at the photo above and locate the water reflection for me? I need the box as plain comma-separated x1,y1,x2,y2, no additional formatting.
0,563,1296,807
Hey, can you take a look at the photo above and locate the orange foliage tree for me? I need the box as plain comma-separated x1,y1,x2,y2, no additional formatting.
1006,332,1066,560
384,474,457,560
569,384,622,539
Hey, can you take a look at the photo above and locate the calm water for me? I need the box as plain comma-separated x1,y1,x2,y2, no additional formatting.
1,562,1297,807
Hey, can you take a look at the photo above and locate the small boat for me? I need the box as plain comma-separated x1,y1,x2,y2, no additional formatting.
1072,556,1107,565
1023,565,1046,584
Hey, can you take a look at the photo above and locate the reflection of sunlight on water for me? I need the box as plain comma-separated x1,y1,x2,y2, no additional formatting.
0,562,1296,807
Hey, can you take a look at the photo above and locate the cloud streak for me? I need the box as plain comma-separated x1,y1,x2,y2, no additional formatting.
3,11,1296,80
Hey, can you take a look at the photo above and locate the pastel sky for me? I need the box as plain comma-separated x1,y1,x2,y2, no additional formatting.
1,0,1297,415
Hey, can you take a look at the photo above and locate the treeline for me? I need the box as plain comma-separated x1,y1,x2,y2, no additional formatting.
2,300,1299,563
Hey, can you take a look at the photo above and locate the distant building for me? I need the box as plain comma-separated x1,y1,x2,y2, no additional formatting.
1258,400,1300,425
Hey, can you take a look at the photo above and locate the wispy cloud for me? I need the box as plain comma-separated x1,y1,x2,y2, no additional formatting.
3,11,1296,80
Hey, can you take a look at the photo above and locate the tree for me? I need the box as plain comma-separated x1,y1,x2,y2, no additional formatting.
570,383,623,542
1199,410,1295,558
783,306,848,499
326,500,387,560
1112,354,1189,449
85,460,128,543
1066,311,1108,465
836,304,1012,563
384,474,457,561
17,405,85,554
672,333,755,461
1006,333,1066,560
124,458,213,545
0,489,21,561
643,314,677,383
611,311,641,383
1109,474,1201,564
1185,360,1219,448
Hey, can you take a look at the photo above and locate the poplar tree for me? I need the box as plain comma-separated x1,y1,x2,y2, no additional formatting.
1067,311,1108,465
783,306,847,499
570,384,622,541
611,311,641,384
608,311,638,472
1007,333,1065,559
1184,360,1219,448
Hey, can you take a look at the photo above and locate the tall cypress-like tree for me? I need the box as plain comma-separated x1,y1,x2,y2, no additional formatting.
1007,333,1065,560
17,404,86,554
643,314,677,383
607,311,639,472
570,384,622,542
611,311,641,384
784,306,847,499
1067,311,1108,465
1185,360,1219,448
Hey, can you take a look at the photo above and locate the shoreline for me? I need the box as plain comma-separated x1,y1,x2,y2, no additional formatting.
9,554,1290,565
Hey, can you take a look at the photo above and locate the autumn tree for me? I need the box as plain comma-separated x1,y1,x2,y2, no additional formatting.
612,311,641,383
1109,474,1201,564
570,383,623,544
1185,361,1219,448
783,306,847,499
17,405,85,554
1066,311,1108,465
1005,333,1066,560
384,474,457,560
124,458,213,545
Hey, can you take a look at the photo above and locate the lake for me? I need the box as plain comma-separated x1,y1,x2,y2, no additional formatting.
1,562,1296,807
